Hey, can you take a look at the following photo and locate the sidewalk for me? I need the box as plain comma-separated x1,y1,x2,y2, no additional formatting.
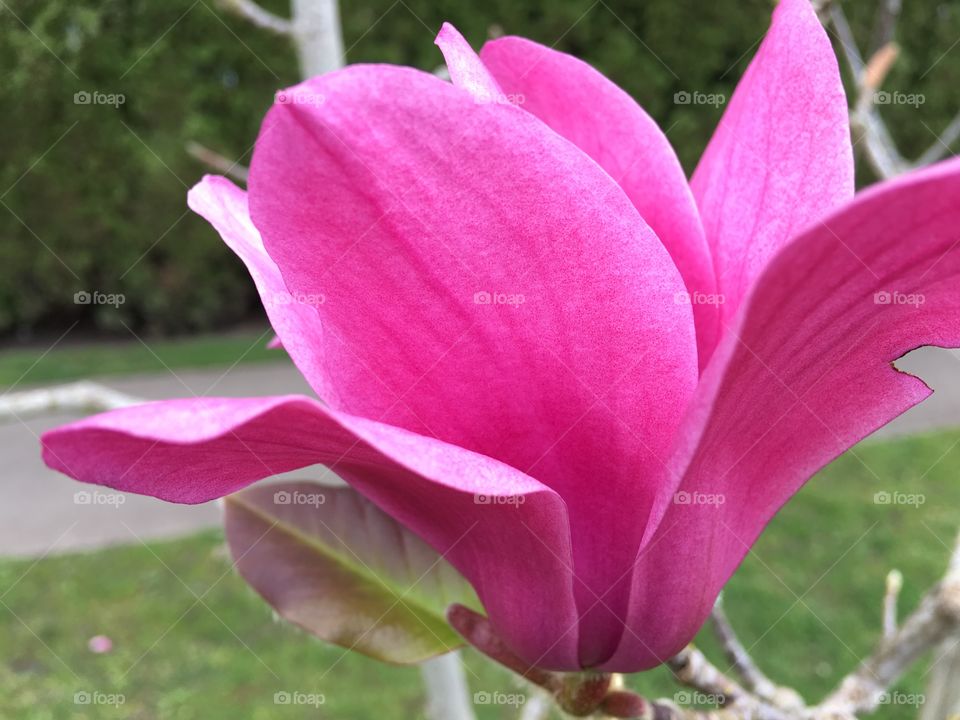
0,362,314,557
2,347,959,557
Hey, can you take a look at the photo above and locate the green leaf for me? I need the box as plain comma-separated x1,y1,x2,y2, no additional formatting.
224,481,481,664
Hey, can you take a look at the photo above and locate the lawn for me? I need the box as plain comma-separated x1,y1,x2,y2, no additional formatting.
2,427,958,718
0,327,277,389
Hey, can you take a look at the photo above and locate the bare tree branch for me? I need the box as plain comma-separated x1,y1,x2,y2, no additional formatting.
710,598,776,699
0,381,141,420
828,2,864,75
217,0,293,35
816,533,960,716
826,4,910,178
420,653,476,720
186,142,250,183
667,645,790,720
710,599,804,710
919,635,960,720
917,111,960,166
824,2,960,179
869,0,901,56
290,0,345,77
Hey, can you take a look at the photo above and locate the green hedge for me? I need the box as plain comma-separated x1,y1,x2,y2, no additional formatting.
3,0,958,337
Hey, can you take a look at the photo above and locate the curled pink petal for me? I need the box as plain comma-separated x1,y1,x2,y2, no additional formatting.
691,0,853,326
187,177,330,399
42,395,580,668
605,157,960,670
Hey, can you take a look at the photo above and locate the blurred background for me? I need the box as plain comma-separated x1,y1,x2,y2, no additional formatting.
2,0,960,717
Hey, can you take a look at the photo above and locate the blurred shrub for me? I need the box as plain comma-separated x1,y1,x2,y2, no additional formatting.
1,0,296,338
2,0,959,338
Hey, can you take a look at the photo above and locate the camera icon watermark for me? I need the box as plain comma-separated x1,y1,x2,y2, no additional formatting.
473,690,526,707
471,90,525,106
74,290,125,308
474,493,526,507
73,690,125,707
674,90,726,107
74,490,126,508
273,490,326,507
873,491,925,507
473,290,526,307
873,90,925,107
873,290,924,307
877,691,925,707
74,90,125,108
674,690,724,706
273,690,326,706
275,91,326,107
674,290,725,306
674,490,726,507
267,291,325,307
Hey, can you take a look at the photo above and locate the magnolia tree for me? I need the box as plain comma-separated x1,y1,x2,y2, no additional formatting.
17,0,960,717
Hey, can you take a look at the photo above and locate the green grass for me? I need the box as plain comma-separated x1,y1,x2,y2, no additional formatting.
2,430,959,718
0,328,278,389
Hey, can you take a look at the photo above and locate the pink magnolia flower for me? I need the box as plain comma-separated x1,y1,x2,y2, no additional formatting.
43,0,960,672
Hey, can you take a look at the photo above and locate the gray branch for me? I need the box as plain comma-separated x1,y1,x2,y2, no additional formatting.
825,2,960,179
0,381,142,420
711,599,803,710
916,111,960,166
186,142,250,183
816,533,960,716
217,0,293,35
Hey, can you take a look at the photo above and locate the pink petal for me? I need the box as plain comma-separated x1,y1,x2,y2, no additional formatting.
266,335,282,349
248,64,698,665
87,635,113,654
435,23,504,104
187,177,329,399
691,0,853,329
605,157,960,671
41,395,580,668
481,35,719,368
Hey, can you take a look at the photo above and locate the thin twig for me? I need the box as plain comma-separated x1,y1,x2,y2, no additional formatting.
216,0,293,35
710,600,804,710
186,142,250,184
667,646,788,720
825,2,960,178
883,569,903,639
919,634,960,720
817,533,960,716
916,111,960,166
711,599,777,700
668,644,748,704
869,0,901,56
827,4,909,178
828,2,864,75
0,381,141,420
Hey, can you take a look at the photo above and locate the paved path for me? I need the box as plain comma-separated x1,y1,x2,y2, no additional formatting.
2,348,960,558
0,362,324,558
